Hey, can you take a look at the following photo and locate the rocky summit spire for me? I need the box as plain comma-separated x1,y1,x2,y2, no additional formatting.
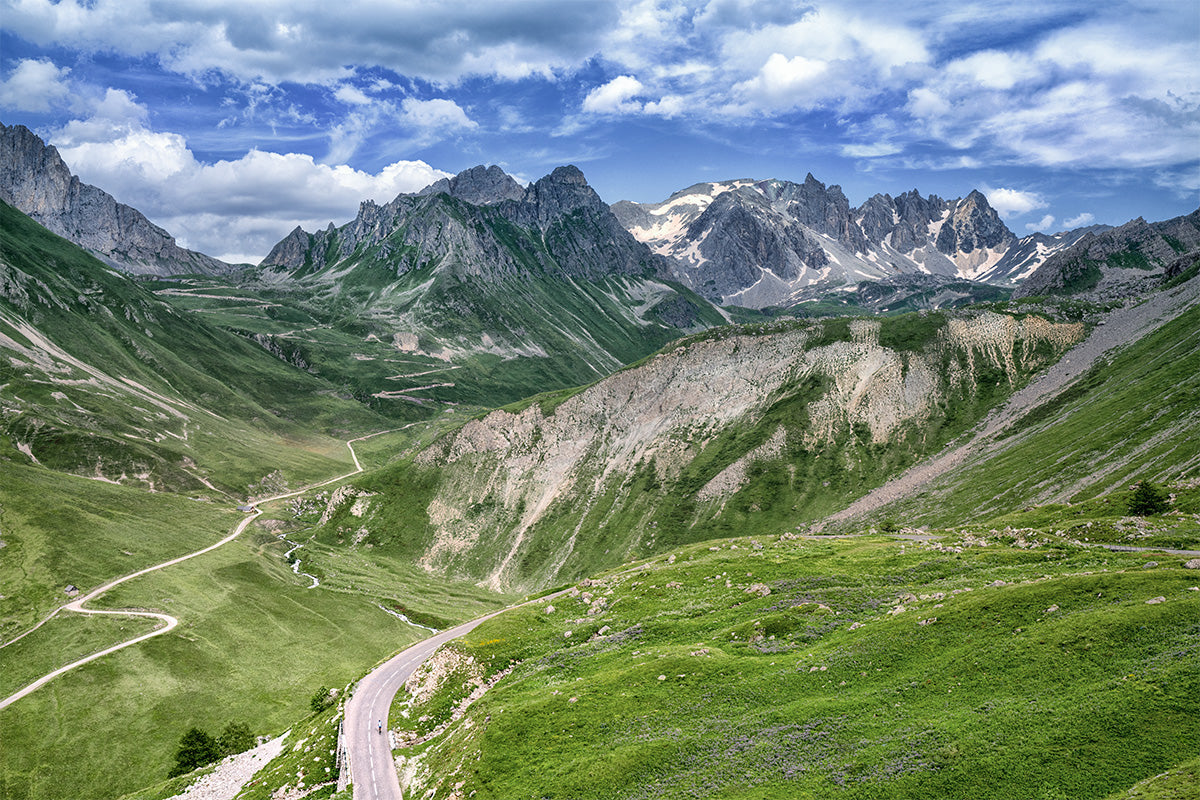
419,164,525,205
935,190,1014,256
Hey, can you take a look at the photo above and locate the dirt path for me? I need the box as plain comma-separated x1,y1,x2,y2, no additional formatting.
820,275,1200,529
0,429,403,711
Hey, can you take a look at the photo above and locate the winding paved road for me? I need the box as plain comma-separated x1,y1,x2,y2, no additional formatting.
345,614,506,800
0,430,397,711
345,588,568,800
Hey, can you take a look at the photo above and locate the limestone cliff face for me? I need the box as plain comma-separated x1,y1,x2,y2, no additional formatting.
387,311,1083,591
0,123,229,276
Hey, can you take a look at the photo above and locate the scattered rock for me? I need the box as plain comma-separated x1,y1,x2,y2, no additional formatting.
1142,561,1158,569
744,583,771,597
1145,596,1167,605
1045,604,1060,613
1184,558,1200,569
544,605,555,614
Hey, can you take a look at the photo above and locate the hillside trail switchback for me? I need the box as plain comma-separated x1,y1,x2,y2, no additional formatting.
0,428,404,711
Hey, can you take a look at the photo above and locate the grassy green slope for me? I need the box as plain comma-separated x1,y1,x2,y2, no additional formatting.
0,494,507,800
388,530,1199,800
0,461,239,638
0,201,385,492
877,303,1200,528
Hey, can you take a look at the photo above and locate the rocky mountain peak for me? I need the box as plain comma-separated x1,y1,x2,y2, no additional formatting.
513,163,608,231
935,190,1013,256
261,225,312,269
420,164,525,205
549,165,588,185
0,122,229,276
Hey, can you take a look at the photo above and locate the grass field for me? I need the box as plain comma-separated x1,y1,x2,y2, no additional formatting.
0,458,508,800
387,529,1200,800
0,462,242,639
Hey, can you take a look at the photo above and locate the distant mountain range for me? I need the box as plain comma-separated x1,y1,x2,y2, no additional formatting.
3,122,1197,311
1015,209,1200,299
612,177,1107,308
251,163,726,406
0,123,230,276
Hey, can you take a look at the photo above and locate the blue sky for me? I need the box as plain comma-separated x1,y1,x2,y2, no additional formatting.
2,0,1197,263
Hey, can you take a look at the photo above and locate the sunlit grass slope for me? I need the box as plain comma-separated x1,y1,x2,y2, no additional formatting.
390,530,1199,800
0,201,385,492
0,510,507,800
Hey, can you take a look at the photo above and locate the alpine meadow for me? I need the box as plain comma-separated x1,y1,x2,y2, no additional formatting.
1,4,1198,799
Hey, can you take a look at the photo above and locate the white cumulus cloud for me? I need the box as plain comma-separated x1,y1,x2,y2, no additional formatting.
0,58,72,112
984,187,1048,218
400,97,477,132
583,75,645,114
1025,214,1056,232
50,96,450,263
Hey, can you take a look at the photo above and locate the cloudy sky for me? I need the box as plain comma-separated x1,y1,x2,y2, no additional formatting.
2,0,1197,264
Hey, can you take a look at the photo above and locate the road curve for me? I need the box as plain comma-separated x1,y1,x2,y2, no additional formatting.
0,430,400,711
346,592,567,800
345,616,496,800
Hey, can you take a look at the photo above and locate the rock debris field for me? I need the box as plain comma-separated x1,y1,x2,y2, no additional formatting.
164,735,285,800
824,273,1200,526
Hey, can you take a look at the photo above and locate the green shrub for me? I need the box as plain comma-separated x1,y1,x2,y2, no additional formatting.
217,722,255,756
310,686,335,714
168,728,220,777
1127,480,1169,516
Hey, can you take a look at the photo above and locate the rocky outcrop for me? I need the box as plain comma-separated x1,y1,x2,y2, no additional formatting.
0,123,230,276
935,190,1014,258
680,187,830,304
419,164,524,205
397,311,1083,591
765,173,870,254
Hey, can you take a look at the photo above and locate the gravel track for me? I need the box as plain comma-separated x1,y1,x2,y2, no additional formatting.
821,275,1200,528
